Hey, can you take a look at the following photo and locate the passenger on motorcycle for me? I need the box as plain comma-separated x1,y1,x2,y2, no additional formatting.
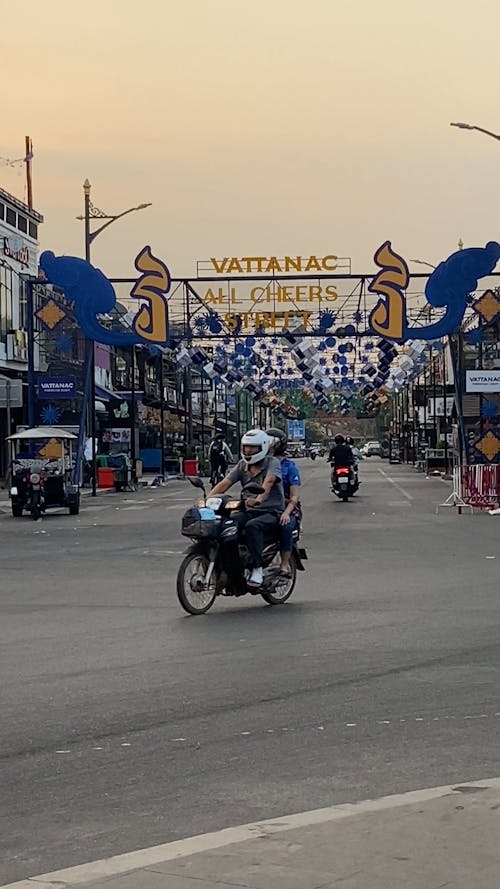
266,428,301,577
328,434,354,468
207,429,284,589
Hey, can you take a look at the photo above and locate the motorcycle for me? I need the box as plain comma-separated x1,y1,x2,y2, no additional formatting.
331,464,358,502
177,477,307,615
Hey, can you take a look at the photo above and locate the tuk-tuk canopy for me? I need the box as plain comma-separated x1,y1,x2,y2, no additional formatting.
6,426,78,442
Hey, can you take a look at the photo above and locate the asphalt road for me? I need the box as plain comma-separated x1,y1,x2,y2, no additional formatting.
1,460,499,884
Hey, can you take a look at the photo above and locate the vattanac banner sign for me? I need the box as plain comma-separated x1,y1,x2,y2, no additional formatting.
38,376,77,400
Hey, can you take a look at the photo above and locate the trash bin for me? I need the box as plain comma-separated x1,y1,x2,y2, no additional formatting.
183,458,199,477
97,467,116,489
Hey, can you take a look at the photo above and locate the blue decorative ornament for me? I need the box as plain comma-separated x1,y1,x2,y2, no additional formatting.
207,313,223,333
245,336,256,347
464,328,485,345
55,332,73,353
41,405,61,425
40,246,171,347
482,399,498,417
194,316,208,333
325,336,336,348
419,242,500,340
344,324,356,336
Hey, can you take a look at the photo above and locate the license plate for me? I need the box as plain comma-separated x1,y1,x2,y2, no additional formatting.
338,478,348,484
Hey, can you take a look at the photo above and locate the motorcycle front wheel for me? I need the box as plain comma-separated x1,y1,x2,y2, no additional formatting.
31,493,41,520
177,553,217,615
262,554,297,606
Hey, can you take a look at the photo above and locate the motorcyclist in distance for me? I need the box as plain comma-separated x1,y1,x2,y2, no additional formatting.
328,434,354,468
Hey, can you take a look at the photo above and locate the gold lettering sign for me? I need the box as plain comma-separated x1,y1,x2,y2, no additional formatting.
208,255,339,275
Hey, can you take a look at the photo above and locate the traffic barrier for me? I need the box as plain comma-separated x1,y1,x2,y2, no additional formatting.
461,464,500,509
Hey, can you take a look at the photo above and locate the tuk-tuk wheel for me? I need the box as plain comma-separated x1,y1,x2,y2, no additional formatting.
12,503,23,518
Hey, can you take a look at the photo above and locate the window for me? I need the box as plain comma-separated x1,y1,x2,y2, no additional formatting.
18,280,27,330
0,203,4,220
29,221,38,239
17,214,27,233
0,264,14,341
6,207,16,227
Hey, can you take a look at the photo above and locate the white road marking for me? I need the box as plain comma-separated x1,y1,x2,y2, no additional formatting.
377,468,414,501
7,778,500,888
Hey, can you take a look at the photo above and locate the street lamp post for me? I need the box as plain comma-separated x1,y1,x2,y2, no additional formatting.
79,180,151,495
450,121,500,142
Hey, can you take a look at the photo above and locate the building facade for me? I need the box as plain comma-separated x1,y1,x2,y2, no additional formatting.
0,186,43,475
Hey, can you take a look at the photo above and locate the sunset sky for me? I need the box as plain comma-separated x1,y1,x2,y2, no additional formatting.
2,0,500,280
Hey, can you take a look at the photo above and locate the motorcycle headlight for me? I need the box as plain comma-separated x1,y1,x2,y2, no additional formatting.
206,497,222,510
10,486,18,497
30,473,41,484
226,500,240,509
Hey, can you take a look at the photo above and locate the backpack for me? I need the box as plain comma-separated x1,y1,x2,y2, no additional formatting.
211,439,223,457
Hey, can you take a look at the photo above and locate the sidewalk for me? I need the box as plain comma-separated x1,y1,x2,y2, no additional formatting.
6,779,500,888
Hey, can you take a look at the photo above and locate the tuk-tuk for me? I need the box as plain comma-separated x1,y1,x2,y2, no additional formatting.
6,426,80,519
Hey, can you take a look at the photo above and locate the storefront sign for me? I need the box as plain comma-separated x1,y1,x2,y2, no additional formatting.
38,376,76,399
287,419,306,441
3,236,29,267
0,377,23,408
466,370,500,393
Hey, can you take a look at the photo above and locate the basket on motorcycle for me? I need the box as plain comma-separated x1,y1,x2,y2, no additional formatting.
181,507,221,539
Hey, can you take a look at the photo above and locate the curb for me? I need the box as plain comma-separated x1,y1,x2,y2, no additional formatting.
3,777,500,888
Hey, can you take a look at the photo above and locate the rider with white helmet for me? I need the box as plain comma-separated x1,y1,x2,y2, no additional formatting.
208,428,285,588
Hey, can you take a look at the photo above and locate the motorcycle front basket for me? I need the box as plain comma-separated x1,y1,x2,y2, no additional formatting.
181,509,221,539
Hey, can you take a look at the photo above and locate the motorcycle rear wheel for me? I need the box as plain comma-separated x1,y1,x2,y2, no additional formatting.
261,554,297,606
177,553,217,615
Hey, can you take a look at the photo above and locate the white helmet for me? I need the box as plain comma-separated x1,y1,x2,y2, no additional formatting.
240,428,271,466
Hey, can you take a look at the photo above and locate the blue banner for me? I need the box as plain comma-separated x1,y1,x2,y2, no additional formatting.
38,376,77,400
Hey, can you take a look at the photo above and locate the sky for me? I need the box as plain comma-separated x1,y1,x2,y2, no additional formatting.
2,0,500,281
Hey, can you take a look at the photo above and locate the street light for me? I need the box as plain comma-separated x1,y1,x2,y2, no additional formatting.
78,179,151,495
450,121,500,142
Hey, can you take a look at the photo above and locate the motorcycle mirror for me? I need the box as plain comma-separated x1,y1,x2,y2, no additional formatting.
187,476,205,491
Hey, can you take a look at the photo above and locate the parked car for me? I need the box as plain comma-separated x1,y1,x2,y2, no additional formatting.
363,441,382,457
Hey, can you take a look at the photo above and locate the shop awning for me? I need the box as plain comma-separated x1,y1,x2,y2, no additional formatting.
95,385,143,403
